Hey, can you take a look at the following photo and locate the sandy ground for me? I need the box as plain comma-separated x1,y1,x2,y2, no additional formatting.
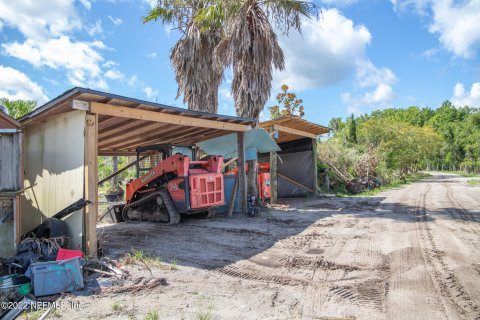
53,172,479,320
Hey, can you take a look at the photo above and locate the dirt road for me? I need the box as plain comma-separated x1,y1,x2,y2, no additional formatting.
58,173,480,319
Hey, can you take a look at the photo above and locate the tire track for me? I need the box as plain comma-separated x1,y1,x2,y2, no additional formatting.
415,184,480,319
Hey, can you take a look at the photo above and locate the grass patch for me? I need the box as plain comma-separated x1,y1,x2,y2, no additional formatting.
467,179,480,187
20,309,45,320
50,309,62,318
112,301,123,312
170,259,178,271
124,248,163,268
195,309,213,320
144,310,160,320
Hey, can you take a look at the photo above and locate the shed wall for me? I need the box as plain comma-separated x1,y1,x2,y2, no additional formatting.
21,110,86,249
0,133,21,191
0,133,21,256
259,138,314,198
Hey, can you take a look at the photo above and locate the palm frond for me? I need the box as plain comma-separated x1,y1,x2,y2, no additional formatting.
143,7,175,24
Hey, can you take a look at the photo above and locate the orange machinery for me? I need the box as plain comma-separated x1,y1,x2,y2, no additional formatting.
225,162,271,201
122,145,224,223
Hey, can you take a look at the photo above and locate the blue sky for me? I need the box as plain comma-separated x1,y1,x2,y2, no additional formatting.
0,0,479,126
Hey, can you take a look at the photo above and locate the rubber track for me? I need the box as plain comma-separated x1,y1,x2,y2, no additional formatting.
122,190,180,224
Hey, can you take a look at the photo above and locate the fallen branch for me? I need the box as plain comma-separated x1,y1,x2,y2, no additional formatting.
84,267,117,277
103,277,168,294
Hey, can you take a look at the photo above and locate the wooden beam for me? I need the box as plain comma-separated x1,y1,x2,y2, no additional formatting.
269,126,278,205
99,124,182,150
278,173,314,193
113,126,205,150
15,131,24,245
84,114,98,257
312,138,319,196
90,102,250,132
98,119,147,136
270,152,278,204
273,124,317,139
237,132,247,214
99,122,170,146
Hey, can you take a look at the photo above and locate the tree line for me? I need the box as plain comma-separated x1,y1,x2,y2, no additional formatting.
321,101,480,193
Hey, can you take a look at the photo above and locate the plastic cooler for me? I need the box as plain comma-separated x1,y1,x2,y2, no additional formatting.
28,257,84,296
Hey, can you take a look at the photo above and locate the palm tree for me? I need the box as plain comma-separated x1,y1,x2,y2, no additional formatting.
212,0,315,197
144,1,223,113
146,0,316,200
214,0,314,118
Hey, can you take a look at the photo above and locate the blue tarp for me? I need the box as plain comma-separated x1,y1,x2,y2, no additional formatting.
198,128,281,160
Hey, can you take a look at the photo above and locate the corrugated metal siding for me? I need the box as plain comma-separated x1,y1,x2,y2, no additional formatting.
21,110,86,249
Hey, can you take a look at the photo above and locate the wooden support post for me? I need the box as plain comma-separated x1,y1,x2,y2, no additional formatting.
269,126,278,205
237,132,247,214
312,138,319,196
270,151,278,204
84,114,98,257
15,131,23,245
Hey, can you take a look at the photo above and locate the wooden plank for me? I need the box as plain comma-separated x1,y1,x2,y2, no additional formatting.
84,114,98,257
237,132,247,214
98,119,146,136
99,124,182,149
98,122,170,146
278,173,314,193
110,126,203,150
90,102,250,132
272,124,317,139
312,138,319,196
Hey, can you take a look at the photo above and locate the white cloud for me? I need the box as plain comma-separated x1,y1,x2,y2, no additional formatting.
0,65,48,103
392,0,480,58
86,20,103,36
128,75,159,100
274,9,371,91
142,86,159,99
341,60,397,114
108,16,122,26
429,1,480,58
0,0,130,92
391,0,430,15
341,84,395,115
143,0,157,9
146,52,158,58
2,36,108,89
104,69,125,81
355,59,397,88
452,82,480,107
79,0,91,10
0,0,81,40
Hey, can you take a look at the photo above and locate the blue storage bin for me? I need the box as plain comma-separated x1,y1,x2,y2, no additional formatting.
28,257,84,296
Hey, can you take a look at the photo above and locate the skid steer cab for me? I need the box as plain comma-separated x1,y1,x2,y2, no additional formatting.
121,144,225,224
